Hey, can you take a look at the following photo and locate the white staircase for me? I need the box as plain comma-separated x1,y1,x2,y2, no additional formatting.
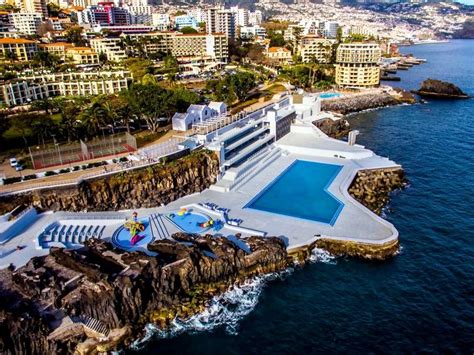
210,146,282,193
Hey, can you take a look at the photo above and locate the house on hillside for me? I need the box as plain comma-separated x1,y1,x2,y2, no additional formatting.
172,102,227,131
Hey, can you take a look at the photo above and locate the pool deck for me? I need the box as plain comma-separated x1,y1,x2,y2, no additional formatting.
0,122,401,269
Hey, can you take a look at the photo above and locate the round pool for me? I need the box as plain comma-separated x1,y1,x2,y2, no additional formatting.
112,218,153,251
167,210,213,234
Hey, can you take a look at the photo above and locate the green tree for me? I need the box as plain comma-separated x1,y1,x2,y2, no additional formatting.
64,26,85,46
124,57,153,83
180,26,198,34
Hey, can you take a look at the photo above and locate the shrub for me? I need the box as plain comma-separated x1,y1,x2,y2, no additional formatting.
59,169,69,174
3,177,22,185
119,157,128,162
22,174,37,181
44,171,57,176
72,166,80,171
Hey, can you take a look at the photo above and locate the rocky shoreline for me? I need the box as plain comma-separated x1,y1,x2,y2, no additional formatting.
321,89,416,116
0,235,288,354
0,144,407,354
415,79,469,99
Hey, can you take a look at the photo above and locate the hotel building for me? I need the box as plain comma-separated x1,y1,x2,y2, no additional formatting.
90,37,126,62
0,70,131,106
299,37,334,63
265,47,292,65
335,42,381,88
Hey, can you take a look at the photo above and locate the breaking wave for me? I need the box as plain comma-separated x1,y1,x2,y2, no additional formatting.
133,249,336,349
132,269,293,349
309,247,337,265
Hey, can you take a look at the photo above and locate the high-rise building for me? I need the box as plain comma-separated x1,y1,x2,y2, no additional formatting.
335,42,381,87
206,8,237,40
9,12,42,35
230,6,248,27
16,0,47,18
77,2,130,26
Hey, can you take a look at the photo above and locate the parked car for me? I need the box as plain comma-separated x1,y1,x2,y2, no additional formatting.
9,158,17,167
15,164,24,172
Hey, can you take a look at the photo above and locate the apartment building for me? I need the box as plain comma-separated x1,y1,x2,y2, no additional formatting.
17,0,47,18
172,33,228,61
0,70,131,106
38,42,72,59
90,37,126,62
206,8,237,40
9,13,42,35
174,15,198,30
66,46,100,64
299,37,334,63
335,42,381,87
0,38,38,61
240,25,266,40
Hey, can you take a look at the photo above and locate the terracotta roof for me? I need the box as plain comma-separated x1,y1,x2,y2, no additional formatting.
268,47,289,53
0,38,36,44
39,42,73,47
66,47,96,52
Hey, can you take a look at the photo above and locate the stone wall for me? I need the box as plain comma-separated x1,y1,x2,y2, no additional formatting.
0,150,220,213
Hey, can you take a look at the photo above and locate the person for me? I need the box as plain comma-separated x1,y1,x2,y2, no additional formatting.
132,211,138,222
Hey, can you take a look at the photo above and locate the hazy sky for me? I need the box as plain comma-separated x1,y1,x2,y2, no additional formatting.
457,0,474,4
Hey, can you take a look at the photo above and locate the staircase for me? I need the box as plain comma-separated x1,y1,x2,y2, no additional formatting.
73,316,110,337
211,147,282,193
149,214,169,240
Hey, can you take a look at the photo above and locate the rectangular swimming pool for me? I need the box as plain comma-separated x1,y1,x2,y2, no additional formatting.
245,160,344,225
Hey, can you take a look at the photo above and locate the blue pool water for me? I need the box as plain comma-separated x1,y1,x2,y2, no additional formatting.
167,211,212,234
319,92,342,99
113,218,153,250
245,160,343,225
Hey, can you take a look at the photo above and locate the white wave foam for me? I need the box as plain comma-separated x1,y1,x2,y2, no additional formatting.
309,247,337,265
132,269,293,349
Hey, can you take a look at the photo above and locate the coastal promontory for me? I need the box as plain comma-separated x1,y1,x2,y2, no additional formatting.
416,79,469,99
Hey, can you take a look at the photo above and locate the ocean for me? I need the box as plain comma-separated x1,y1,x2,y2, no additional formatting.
132,40,474,354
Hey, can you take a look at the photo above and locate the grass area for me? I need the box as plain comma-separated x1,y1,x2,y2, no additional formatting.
265,83,287,94
135,130,169,148
230,98,260,115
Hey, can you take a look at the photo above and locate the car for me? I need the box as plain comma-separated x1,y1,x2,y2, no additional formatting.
9,158,17,167
15,164,23,172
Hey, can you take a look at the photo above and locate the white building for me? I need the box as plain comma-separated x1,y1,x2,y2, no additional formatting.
207,8,237,40
172,102,227,132
240,25,266,40
9,13,42,35
230,6,249,27
90,37,127,62
248,10,263,25
152,13,170,31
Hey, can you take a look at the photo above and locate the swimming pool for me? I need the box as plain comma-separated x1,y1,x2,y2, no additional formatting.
167,211,213,234
113,218,153,251
245,160,344,225
319,92,342,99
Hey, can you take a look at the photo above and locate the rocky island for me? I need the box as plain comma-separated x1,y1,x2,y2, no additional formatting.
416,79,469,99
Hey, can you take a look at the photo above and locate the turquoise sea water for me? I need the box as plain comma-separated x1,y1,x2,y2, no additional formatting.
246,160,343,225
135,40,474,354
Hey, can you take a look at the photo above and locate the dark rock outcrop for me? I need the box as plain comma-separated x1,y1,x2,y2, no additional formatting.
416,79,469,99
0,235,288,354
313,118,350,139
0,150,219,214
348,168,407,215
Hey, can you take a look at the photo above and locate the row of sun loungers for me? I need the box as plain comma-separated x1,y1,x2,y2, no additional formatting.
227,219,243,226
199,203,230,214
39,224,106,248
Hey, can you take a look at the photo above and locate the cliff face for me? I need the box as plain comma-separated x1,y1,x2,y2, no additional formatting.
0,235,288,354
0,150,220,213
417,79,469,98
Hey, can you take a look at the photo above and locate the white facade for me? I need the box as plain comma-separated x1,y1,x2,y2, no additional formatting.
90,38,127,62
172,102,226,132
9,13,42,35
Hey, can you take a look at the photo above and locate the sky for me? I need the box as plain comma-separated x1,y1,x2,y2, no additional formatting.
456,0,474,4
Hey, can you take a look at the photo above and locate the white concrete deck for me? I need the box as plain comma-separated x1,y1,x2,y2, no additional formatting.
0,122,401,269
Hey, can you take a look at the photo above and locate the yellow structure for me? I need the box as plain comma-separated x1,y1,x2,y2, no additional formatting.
335,42,381,88
38,42,72,59
65,47,99,65
0,38,38,61
265,46,292,64
299,36,334,64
